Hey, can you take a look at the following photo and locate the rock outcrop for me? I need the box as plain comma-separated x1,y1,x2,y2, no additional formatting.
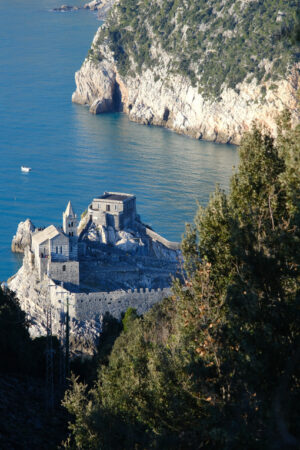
72,0,300,146
52,0,115,18
8,248,101,356
78,213,180,260
11,219,35,253
73,45,300,144
8,212,180,355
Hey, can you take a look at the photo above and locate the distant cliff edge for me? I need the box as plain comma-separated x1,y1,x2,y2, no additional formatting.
72,0,300,144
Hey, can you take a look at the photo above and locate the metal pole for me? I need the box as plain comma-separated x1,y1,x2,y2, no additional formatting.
65,296,70,380
45,304,54,410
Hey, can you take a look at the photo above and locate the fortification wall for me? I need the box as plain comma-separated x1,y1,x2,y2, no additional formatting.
145,227,180,251
72,287,171,320
49,282,171,322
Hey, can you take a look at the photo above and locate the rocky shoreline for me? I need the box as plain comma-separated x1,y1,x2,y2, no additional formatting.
52,0,115,19
72,39,300,145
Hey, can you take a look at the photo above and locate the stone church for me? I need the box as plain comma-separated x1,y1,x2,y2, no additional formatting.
31,201,79,286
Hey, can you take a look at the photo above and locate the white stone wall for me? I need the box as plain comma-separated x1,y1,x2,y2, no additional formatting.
49,282,170,322
50,234,69,261
48,261,79,285
71,287,171,321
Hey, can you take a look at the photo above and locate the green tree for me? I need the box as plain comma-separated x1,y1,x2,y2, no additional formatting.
63,114,300,449
0,287,31,373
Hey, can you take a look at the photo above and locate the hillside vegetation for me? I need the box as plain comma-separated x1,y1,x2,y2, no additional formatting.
63,112,300,449
91,0,300,99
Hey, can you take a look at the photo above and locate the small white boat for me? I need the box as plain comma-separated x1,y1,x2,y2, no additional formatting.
21,166,32,172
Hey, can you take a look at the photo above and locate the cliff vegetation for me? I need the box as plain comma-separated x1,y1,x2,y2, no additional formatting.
92,0,300,99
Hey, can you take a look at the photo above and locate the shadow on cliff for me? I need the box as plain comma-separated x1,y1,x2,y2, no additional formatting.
112,81,122,112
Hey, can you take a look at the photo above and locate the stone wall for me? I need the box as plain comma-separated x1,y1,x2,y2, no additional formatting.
72,287,171,320
50,234,70,261
49,283,171,321
48,261,80,285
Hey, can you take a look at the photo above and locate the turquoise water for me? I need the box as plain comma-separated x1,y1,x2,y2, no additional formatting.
0,0,238,281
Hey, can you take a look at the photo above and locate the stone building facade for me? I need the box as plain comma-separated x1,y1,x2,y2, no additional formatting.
88,192,137,230
31,202,79,285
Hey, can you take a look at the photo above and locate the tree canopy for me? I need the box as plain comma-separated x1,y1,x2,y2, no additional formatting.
63,113,300,449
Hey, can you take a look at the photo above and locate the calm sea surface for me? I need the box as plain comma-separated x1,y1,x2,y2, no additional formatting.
0,0,238,280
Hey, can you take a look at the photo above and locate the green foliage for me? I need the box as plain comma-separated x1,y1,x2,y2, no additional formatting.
0,287,62,378
122,307,138,332
80,209,87,220
0,287,31,373
95,0,299,99
63,113,300,448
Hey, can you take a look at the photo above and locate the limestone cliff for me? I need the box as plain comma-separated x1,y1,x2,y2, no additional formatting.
8,248,101,356
72,0,300,144
11,219,35,253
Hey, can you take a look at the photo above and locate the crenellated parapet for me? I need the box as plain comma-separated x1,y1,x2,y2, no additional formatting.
49,281,171,322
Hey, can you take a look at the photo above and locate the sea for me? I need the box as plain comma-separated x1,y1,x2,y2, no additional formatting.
0,0,238,281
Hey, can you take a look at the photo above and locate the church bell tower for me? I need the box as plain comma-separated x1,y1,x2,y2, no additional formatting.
63,201,78,260
63,201,78,237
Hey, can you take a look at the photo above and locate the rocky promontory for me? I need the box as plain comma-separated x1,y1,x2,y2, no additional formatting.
52,0,115,18
8,197,181,356
11,219,35,253
72,0,300,144
8,248,101,356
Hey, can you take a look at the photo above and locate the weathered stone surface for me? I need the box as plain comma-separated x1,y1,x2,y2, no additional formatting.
72,58,117,107
53,4,76,11
84,0,101,10
8,248,101,356
11,219,35,253
8,211,180,356
90,97,113,114
72,29,300,144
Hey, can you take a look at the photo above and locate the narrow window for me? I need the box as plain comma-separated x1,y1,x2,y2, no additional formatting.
56,246,58,253
71,222,73,226
62,265,66,272
106,204,110,211
60,246,62,254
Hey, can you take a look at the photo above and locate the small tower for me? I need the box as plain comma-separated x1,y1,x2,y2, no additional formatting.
63,201,78,261
63,201,78,237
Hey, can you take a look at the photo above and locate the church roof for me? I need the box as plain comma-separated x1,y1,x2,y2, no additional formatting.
64,201,75,217
32,225,61,246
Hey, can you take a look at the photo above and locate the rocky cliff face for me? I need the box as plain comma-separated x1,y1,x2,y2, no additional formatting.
8,248,101,356
73,47,300,144
11,219,35,253
72,0,300,144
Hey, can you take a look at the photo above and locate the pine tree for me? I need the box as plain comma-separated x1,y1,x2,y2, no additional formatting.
63,114,300,449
